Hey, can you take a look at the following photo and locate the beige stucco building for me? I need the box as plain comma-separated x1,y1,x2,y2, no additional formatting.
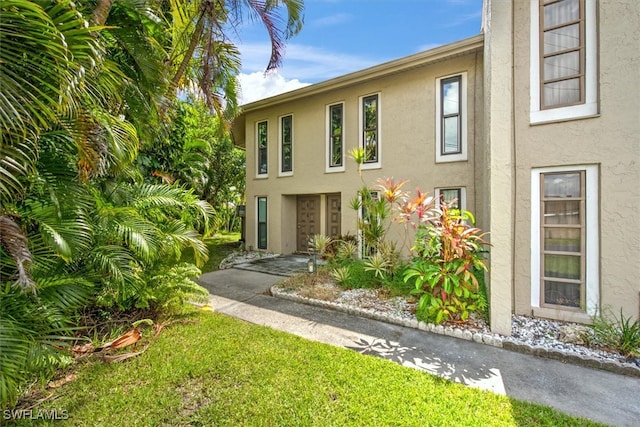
233,0,640,334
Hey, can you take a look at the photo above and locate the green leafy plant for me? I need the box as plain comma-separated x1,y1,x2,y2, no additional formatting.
371,177,489,324
334,239,358,262
404,204,489,323
141,263,209,311
590,308,640,357
330,266,352,286
309,234,333,258
350,186,392,257
363,253,389,281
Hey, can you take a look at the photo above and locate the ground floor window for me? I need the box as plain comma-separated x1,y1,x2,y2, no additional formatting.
257,197,267,250
531,165,599,315
435,187,466,211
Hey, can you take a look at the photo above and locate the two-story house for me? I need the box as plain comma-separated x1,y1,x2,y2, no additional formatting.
232,0,640,335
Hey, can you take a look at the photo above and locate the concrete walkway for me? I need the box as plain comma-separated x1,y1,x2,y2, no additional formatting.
196,265,640,427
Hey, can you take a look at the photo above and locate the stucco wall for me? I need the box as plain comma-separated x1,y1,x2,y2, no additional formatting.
511,0,640,321
484,0,514,335
241,47,485,259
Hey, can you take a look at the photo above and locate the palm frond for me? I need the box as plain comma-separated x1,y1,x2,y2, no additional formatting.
89,245,138,287
0,216,35,291
158,219,208,267
0,284,80,407
0,135,37,199
0,316,32,406
36,276,94,312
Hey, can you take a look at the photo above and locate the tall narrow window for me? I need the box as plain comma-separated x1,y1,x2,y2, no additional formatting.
257,121,268,176
540,171,585,308
441,76,462,155
257,197,267,250
361,94,379,165
280,115,293,175
328,103,344,169
435,73,467,163
530,0,597,122
540,0,584,108
532,166,599,318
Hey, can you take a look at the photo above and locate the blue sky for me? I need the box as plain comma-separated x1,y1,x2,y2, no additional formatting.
234,0,484,104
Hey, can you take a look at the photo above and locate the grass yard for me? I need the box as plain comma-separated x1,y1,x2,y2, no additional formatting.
19,310,603,427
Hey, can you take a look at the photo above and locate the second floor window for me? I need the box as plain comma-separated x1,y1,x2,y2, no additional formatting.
530,0,597,122
329,103,344,168
540,0,585,109
441,76,462,155
280,115,293,174
362,94,379,164
257,121,268,176
436,73,467,163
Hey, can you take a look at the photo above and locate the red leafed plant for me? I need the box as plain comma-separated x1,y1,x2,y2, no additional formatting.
376,178,490,324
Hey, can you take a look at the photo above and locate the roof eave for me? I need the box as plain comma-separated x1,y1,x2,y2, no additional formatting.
239,34,484,112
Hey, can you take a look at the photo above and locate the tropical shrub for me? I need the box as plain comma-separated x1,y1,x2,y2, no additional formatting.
326,234,359,262
371,178,489,324
350,186,391,257
0,276,92,406
335,240,359,262
309,234,333,257
405,204,489,323
0,0,303,409
330,266,352,286
363,253,389,281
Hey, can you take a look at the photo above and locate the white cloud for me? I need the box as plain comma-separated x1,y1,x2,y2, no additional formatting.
309,13,353,28
240,42,379,81
237,41,381,104
237,71,311,105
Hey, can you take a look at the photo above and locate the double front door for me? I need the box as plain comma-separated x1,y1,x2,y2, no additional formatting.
296,194,341,252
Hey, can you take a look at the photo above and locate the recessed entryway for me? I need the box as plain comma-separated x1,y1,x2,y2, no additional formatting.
297,195,320,252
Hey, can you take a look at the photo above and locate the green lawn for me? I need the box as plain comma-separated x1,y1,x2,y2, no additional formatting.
21,310,602,427
8,235,603,426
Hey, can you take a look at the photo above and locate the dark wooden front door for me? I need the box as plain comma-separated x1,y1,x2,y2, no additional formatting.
326,193,341,237
297,195,320,252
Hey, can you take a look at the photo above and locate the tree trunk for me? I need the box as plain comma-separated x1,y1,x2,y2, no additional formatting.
167,11,206,102
91,0,115,26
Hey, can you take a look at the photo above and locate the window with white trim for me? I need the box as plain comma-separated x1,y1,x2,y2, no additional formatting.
435,187,467,211
257,196,268,250
436,73,467,163
256,121,268,177
359,94,381,169
530,0,598,122
531,165,599,315
279,114,293,176
326,103,345,172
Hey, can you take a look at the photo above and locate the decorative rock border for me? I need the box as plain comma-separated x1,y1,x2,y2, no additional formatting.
271,286,640,378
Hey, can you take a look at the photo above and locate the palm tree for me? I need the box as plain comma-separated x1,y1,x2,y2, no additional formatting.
166,0,303,115
88,0,304,116
0,0,103,289
0,0,305,407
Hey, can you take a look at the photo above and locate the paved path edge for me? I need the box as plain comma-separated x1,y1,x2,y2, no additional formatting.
270,286,640,379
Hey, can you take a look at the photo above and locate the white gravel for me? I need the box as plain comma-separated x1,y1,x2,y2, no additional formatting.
222,251,639,373
274,283,639,371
